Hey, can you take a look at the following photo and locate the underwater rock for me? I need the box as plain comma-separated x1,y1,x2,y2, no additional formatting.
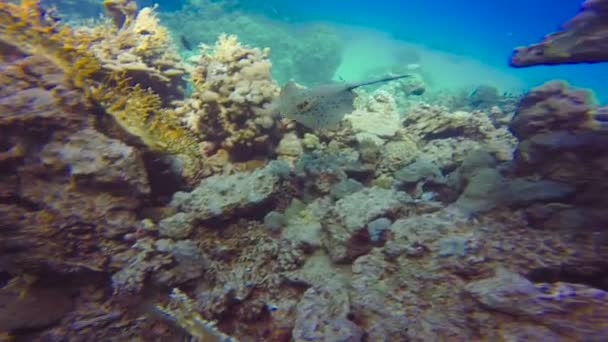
394,157,445,185
509,81,608,229
446,149,498,191
349,252,413,341
457,149,498,178
419,138,484,172
330,178,364,200
0,49,151,274
347,109,401,138
0,284,73,332
334,187,411,232
347,90,402,138
355,132,385,149
510,0,608,67
466,268,608,340
378,140,420,174
367,217,392,243
41,128,151,197
263,210,288,233
497,324,563,342
523,204,608,231
404,104,496,141
292,283,363,342
153,239,209,285
504,179,576,207
283,220,323,250
388,212,458,243
454,167,506,213
276,132,303,158
294,151,365,196
158,212,195,239
400,102,515,172
438,234,472,257
356,134,383,164
281,198,331,250
326,187,412,262
169,162,282,221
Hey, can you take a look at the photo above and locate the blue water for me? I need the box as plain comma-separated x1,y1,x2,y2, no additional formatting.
288,0,607,100
193,0,606,101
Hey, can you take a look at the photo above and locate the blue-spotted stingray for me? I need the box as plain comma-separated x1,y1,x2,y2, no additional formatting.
277,74,411,130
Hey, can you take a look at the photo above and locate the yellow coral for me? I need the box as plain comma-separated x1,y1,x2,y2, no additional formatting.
0,0,100,90
91,72,202,176
131,6,170,57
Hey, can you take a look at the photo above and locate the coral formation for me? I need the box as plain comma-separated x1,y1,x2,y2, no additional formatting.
88,4,188,103
510,0,608,66
508,80,608,229
176,34,281,160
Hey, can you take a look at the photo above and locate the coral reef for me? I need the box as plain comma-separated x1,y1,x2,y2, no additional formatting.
88,4,188,103
1,0,203,181
176,34,281,160
3,1,608,341
510,0,608,67
507,80,608,230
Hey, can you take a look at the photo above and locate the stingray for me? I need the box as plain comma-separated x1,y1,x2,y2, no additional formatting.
276,74,411,130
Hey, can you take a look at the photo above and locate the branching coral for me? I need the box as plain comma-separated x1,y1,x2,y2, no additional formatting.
89,71,202,179
85,4,188,104
176,34,281,160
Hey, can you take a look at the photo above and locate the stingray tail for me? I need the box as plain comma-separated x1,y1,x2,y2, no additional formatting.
347,74,411,90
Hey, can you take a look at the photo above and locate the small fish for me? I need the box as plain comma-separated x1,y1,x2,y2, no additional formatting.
276,74,410,130
180,35,193,51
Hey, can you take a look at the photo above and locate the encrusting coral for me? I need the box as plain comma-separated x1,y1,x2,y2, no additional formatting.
176,34,282,160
